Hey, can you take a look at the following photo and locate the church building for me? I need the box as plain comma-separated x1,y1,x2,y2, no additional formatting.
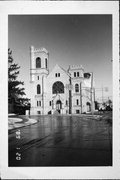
30,46,95,115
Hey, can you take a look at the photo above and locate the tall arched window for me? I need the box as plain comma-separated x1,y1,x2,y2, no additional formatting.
75,84,79,92
36,57,41,68
37,84,41,94
45,58,47,69
52,81,64,94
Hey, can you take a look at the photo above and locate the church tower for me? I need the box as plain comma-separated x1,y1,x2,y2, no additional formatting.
68,65,84,114
30,46,49,82
30,46,49,115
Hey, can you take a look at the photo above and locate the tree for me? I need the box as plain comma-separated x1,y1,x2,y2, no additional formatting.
8,48,26,102
8,49,30,114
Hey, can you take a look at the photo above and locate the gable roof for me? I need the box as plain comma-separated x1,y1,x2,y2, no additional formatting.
48,64,70,78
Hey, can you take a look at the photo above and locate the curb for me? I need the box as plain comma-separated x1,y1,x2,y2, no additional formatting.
8,118,38,131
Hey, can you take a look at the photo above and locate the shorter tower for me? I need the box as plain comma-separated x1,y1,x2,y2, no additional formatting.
30,46,49,115
68,65,84,114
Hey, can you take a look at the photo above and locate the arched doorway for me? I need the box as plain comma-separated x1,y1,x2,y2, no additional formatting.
56,100,62,114
86,102,91,112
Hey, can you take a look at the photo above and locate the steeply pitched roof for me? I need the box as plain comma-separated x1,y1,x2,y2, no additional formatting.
48,64,70,78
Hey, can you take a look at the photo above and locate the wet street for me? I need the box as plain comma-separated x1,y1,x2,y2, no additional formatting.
9,115,112,166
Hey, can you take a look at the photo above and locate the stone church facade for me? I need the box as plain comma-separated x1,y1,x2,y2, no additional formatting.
30,46,95,115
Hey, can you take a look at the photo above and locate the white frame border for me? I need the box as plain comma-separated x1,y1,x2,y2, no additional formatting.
0,1,119,179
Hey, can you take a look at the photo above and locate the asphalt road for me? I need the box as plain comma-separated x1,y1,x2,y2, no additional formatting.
9,114,112,166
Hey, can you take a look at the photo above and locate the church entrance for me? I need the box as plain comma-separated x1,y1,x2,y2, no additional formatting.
56,100,62,114
86,102,91,112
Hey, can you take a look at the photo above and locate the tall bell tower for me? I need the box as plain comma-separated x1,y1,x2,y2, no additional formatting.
30,46,49,82
30,46,49,115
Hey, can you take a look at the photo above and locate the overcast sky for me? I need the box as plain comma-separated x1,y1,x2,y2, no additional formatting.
8,15,112,101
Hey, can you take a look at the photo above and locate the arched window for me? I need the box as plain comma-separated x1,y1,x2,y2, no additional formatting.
37,84,41,94
76,99,79,105
75,84,79,92
36,57,41,68
52,81,64,94
45,58,47,69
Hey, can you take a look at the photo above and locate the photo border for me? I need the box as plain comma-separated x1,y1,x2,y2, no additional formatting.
0,1,119,179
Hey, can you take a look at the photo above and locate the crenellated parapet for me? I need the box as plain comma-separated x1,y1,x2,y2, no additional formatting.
30,46,49,54
69,65,84,71
68,64,84,79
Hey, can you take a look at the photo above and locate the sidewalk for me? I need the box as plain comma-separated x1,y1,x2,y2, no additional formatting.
8,114,37,130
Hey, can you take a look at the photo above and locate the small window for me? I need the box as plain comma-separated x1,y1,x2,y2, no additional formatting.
37,111,41,114
37,101,41,106
58,73,60,77
49,101,51,106
55,73,57,77
75,84,79,92
74,72,76,77
77,72,79,77
37,84,41,94
38,76,39,80
76,99,79,105
39,101,41,106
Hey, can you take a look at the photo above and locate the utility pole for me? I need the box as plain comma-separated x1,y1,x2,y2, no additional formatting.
94,87,96,103
42,75,44,115
91,72,94,114
69,77,72,114
80,82,82,114
102,85,104,103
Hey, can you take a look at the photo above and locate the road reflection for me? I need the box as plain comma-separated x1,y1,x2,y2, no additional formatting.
9,115,112,166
